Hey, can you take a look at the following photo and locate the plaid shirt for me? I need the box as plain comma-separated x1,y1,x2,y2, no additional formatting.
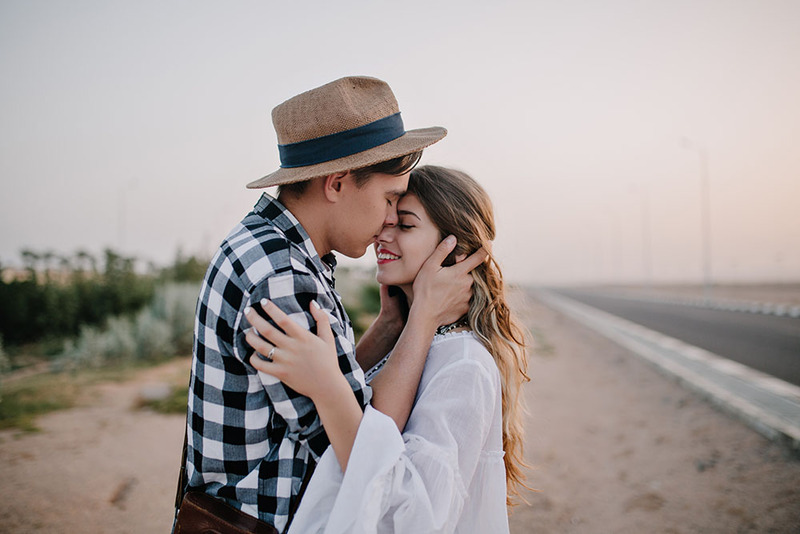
185,193,372,532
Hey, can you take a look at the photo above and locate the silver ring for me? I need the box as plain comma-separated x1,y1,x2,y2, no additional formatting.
267,347,276,361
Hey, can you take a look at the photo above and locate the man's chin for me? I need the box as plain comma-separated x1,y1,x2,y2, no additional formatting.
339,244,370,260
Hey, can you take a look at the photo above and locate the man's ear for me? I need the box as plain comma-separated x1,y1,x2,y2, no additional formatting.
322,172,348,202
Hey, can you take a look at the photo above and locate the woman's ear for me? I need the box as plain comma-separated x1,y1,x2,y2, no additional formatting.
322,172,348,202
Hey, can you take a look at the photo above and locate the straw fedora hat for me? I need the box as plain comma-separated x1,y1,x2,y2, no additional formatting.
246,76,447,189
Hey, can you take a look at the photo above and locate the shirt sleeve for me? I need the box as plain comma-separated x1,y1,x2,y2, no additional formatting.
233,267,370,459
288,355,500,534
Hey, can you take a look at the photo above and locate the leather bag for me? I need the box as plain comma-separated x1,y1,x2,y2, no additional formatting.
174,490,278,534
173,429,314,534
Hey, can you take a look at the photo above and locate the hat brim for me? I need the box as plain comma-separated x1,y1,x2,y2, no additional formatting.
246,126,447,189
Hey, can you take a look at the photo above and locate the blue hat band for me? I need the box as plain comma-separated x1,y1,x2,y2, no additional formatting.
278,112,405,168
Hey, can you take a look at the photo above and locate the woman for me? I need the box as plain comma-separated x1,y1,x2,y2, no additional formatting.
245,165,530,533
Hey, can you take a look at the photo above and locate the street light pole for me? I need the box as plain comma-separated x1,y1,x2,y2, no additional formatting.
681,138,712,299
640,184,652,290
698,146,712,299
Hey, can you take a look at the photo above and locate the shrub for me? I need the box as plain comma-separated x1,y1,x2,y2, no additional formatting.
150,282,198,354
52,282,200,370
133,310,174,361
0,249,156,345
0,336,8,374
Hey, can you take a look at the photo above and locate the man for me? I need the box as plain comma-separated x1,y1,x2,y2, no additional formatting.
182,76,483,533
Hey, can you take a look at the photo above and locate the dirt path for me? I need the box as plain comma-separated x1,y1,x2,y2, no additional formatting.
0,359,189,533
1,294,798,533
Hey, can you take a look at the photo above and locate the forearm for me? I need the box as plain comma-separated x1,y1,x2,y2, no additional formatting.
355,314,403,371
368,308,437,431
313,376,364,472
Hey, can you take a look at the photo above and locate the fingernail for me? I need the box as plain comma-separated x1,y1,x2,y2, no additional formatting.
311,300,320,309
260,298,269,307
445,235,456,245
244,306,252,315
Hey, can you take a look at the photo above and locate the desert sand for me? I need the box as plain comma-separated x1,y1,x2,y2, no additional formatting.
0,291,798,533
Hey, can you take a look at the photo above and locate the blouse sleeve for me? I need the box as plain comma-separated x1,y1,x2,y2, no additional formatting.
288,355,500,534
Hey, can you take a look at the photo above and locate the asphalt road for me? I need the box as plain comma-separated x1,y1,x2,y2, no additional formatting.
556,290,800,387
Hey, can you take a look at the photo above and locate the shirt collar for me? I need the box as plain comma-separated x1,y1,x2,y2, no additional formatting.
253,192,337,285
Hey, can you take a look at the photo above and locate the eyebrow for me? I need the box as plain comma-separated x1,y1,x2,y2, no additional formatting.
398,209,421,221
388,189,406,198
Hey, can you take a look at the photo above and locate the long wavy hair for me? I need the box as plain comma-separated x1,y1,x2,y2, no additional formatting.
407,165,531,504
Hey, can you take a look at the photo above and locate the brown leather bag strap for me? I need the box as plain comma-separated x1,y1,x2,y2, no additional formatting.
174,371,193,514
174,425,189,511
285,459,316,532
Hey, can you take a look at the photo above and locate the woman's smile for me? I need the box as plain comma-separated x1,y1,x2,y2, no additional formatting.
376,246,401,264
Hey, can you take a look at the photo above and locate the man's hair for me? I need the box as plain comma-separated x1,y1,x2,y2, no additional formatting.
277,151,423,198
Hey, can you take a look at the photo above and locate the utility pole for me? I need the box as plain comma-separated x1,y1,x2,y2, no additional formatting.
681,138,712,299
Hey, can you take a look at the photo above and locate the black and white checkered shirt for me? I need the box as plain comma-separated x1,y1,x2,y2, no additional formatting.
185,193,372,532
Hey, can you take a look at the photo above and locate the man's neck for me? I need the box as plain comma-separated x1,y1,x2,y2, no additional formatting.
278,192,332,257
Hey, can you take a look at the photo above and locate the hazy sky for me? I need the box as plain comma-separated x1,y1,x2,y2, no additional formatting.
2,0,798,285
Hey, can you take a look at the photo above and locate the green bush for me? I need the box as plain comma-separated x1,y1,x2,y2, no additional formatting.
0,336,9,405
53,282,199,371
150,282,198,354
0,336,8,374
0,249,156,346
359,283,382,316
134,311,174,361
0,249,208,349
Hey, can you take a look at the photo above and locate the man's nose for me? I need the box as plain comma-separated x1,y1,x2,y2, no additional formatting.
384,206,399,227
377,225,395,242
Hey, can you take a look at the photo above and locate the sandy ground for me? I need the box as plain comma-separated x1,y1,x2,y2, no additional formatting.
1,291,798,533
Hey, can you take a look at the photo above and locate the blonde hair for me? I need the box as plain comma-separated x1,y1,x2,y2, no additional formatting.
407,165,531,504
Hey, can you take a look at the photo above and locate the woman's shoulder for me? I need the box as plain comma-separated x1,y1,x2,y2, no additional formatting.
428,331,497,378
417,331,501,408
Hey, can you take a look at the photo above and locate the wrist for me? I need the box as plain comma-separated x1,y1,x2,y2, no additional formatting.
375,311,404,336
406,304,439,334
311,372,353,406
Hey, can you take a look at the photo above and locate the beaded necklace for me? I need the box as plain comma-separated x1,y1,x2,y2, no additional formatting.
435,318,469,335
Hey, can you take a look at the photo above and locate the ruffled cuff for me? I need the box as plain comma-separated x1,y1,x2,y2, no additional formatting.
325,405,405,533
288,405,404,534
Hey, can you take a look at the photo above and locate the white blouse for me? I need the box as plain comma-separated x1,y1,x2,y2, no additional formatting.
288,331,509,534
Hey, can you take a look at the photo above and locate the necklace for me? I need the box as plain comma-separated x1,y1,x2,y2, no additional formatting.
436,318,469,335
